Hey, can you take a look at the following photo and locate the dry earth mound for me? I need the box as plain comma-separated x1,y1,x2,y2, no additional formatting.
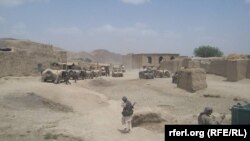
3,92,73,113
132,111,166,133
89,78,114,87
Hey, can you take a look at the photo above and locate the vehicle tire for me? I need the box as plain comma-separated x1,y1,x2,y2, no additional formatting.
54,78,58,84
46,71,53,78
164,71,169,77
41,77,46,82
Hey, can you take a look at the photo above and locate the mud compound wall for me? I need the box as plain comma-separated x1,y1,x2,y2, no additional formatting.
247,60,250,79
55,51,67,63
177,68,207,92
0,48,67,78
122,54,133,69
227,60,248,81
132,55,143,69
208,60,227,77
0,50,31,77
141,54,178,67
200,61,210,73
123,53,180,69
160,60,183,73
182,59,200,69
184,58,250,81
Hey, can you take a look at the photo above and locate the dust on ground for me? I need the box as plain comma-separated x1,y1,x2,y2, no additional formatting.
0,70,250,141
2,92,73,113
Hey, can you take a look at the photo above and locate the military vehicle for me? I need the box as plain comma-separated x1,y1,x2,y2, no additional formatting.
112,67,123,77
231,103,250,124
139,69,154,79
101,67,107,76
154,69,171,78
121,65,126,72
41,69,66,84
85,69,94,79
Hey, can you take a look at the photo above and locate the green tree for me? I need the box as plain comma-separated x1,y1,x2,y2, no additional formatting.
194,45,223,57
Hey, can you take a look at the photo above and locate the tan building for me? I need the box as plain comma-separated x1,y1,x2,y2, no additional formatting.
123,53,179,69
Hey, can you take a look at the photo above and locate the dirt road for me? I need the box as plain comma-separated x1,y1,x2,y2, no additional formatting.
0,70,249,141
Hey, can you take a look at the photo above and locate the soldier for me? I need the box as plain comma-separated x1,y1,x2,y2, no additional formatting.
172,72,178,84
121,96,135,133
198,107,225,125
80,69,86,80
64,72,71,85
73,71,77,83
105,67,110,77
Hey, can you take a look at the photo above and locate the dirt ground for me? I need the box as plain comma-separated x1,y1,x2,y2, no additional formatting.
0,70,250,141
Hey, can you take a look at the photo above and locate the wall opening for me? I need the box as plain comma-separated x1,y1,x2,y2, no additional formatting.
170,56,175,60
0,48,12,52
37,64,43,73
147,56,152,64
159,56,163,63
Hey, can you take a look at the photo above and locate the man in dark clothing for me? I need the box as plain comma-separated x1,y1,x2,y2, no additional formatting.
73,71,77,83
198,107,225,125
105,67,110,77
172,72,179,84
121,96,135,133
64,72,71,85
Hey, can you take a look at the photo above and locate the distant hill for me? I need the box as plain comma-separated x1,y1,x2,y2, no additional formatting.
0,38,67,77
91,49,123,64
67,51,95,63
67,49,124,64
0,38,124,64
0,38,61,53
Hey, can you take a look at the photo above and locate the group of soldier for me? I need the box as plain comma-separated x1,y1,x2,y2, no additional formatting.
172,71,180,84
61,71,78,85
120,97,225,133
61,67,111,85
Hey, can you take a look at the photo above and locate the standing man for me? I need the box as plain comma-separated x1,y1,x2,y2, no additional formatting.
105,66,110,77
172,72,179,84
73,71,77,83
121,96,135,133
64,72,71,85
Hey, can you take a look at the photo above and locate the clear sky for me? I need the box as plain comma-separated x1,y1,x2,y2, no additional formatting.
0,0,250,56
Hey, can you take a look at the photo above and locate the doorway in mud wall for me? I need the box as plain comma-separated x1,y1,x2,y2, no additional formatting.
147,56,152,64
159,56,163,63
37,64,43,73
